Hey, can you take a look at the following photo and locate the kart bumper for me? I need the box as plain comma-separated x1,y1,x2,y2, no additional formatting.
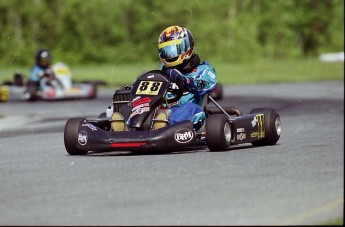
75,120,197,152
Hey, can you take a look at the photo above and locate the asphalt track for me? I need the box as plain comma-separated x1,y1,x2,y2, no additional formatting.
0,81,343,225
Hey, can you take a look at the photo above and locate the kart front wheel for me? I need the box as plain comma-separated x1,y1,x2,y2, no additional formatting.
64,117,88,155
206,114,232,151
249,108,281,147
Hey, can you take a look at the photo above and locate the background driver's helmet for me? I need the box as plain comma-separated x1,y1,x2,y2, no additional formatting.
35,49,52,68
158,25,195,68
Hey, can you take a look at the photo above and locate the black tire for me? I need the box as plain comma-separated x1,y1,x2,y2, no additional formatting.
98,112,107,118
64,118,88,155
206,114,232,151
249,108,281,147
25,81,39,101
88,83,97,99
211,83,223,100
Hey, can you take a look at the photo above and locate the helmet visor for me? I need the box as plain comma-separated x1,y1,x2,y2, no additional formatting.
158,37,190,60
39,58,50,67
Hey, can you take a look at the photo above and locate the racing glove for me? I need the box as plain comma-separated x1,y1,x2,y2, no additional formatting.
40,68,55,80
166,68,194,90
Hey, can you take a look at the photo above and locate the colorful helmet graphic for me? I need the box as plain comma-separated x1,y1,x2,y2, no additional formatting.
158,25,195,68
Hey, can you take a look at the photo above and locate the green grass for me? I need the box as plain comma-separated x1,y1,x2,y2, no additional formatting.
322,217,344,225
213,58,344,84
0,59,343,87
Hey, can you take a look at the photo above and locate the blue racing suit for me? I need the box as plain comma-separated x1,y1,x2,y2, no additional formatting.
165,61,217,130
30,64,46,82
29,64,57,90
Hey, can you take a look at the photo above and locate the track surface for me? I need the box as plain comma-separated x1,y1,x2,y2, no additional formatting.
0,81,343,225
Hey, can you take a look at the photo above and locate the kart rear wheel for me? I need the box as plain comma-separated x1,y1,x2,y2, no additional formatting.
25,81,39,101
206,114,232,151
211,83,223,100
249,108,281,147
64,117,88,155
88,83,97,99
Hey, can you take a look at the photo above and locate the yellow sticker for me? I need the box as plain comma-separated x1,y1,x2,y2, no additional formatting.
54,66,70,76
256,114,265,138
0,86,9,101
68,87,81,93
136,81,162,95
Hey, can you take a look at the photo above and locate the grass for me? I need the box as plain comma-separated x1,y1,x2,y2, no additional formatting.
322,217,344,225
0,58,343,87
213,58,344,84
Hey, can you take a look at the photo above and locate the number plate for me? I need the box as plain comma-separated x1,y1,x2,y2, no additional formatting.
136,81,162,95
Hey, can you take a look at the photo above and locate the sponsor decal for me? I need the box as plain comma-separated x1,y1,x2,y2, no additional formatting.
250,132,259,139
196,79,209,90
68,87,81,93
174,128,194,143
132,103,150,111
251,114,265,139
207,71,216,78
132,96,141,102
237,128,245,133
236,133,246,141
133,97,151,107
129,106,150,118
82,123,97,131
78,131,88,146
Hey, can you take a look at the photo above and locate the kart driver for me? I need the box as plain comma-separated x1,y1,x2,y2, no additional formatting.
29,49,62,89
111,25,216,131
157,25,217,130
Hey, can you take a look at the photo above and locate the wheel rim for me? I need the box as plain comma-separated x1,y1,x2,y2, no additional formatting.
224,122,231,142
275,117,282,136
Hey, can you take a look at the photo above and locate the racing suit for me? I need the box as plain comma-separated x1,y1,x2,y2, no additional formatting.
30,64,47,82
29,64,59,90
163,56,217,130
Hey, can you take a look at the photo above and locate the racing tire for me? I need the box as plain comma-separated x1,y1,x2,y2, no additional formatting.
206,114,232,152
211,83,223,100
249,108,281,147
88,83,97,99
64,117,88,155
98,112,107,118
25,81,39,101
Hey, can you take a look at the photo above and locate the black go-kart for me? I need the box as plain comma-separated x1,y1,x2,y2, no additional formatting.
64,70,281,155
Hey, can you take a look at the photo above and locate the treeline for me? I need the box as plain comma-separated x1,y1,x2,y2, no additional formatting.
0,0,343,66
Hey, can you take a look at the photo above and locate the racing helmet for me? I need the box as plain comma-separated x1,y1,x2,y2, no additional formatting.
35,49,52,68
158,25,195,68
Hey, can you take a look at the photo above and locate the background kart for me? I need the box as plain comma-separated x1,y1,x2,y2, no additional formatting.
64,70,281,155
211,82,223,100
0,62,97,102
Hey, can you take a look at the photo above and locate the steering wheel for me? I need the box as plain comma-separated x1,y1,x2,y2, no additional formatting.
40,69,64,89
163,76,184,104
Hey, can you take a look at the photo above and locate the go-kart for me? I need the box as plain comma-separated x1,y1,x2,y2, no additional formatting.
64,70,281,155
0,62,97,102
